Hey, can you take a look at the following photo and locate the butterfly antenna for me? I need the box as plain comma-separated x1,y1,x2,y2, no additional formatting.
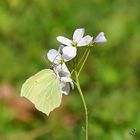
42,52,49,64
53,54,59,64
51,54,61,69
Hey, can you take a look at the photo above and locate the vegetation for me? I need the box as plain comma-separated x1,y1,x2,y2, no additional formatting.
0,0,140,139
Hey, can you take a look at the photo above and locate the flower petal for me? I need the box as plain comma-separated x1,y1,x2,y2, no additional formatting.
62,47,77,61
70,81,74,89
58,45,65,53
73,28,85,42
61,63,70,74
60,77,74,95
56,36,72,46
61,82,70,95
77,35,93,47
54,63,70,76
61,77,72,83
47,49,61,64
94,32,107,43
60,77,73,95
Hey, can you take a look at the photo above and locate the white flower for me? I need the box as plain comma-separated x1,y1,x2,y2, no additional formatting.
54,63,74,95
47,49,61,64
47,47,74,95
47,48,69,74
53,63,69,75
77,35,93,46
56,28,93,59
62,46,77,61
57,28,93,47
94,32,107,43
47,45,76,63
53,66,74,95
60,76,74,95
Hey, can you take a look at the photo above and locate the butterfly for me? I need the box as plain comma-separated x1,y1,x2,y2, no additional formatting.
21,69,62,116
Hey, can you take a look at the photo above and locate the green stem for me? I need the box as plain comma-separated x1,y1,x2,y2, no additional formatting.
77,48,89,67
75,71,88,140
71,48,89,75
78,48,90,76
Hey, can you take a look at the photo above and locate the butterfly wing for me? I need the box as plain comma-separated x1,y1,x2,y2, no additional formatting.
21,69,62,116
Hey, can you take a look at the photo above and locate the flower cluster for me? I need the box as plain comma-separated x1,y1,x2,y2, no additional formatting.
47,28,107,95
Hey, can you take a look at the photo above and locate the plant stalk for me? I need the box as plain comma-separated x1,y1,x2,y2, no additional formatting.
75,71,88,140
78,48,90,76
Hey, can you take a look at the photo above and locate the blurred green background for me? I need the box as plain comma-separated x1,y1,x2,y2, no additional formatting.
0,0,140,140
